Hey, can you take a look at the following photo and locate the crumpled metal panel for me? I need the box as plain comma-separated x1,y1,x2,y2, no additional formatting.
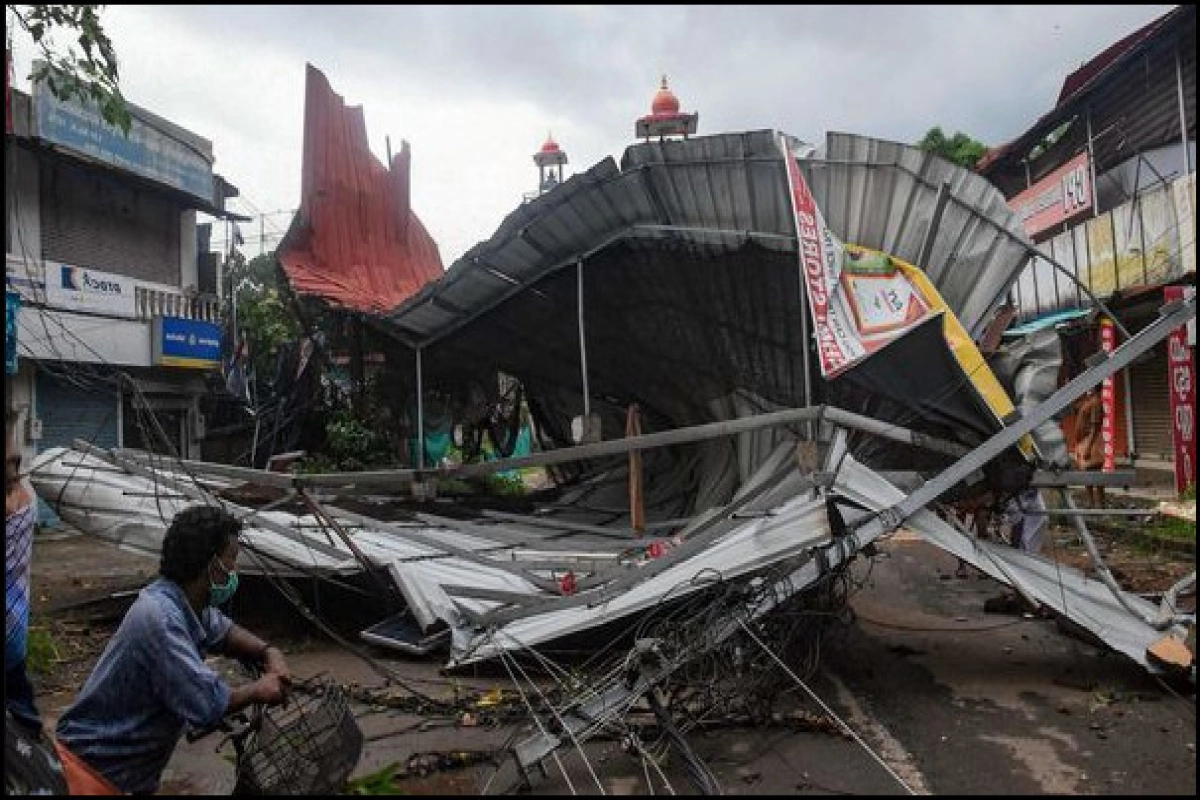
277,64,443,315
387,130,1032,345
451,488,831,666
988,327,1072,467
834,452,1182,673
805,132,1033,337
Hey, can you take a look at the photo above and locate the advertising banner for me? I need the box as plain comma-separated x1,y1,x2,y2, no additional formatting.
32,74,214,204
779,135,936,378
45,263,138,317
1164,285,1195,493
1099,316,1117,472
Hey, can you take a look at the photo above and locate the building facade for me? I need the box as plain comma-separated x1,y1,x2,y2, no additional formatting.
978,5,1195,489
5,62,241,473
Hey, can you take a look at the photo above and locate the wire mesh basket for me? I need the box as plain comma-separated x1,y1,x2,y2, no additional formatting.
234,677,364,795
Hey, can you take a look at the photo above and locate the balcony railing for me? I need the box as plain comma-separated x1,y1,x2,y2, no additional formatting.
136,286,221,322
5,254,221,322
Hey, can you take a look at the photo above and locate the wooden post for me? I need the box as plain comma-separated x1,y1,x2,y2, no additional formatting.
626,403,645,535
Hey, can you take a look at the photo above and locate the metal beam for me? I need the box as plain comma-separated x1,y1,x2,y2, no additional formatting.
477,457,820,628
116,449,295,489
73,441,347,561
1028,469,1139,487
415,346,425,469
327,505,561,593
449,406,824,479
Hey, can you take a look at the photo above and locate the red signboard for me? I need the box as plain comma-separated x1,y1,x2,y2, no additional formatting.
1008,151,1092,238
777,134,936,378
1164,286,1196,493
1099,316,1117,473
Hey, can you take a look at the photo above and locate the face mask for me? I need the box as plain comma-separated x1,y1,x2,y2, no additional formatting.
209,559,239,606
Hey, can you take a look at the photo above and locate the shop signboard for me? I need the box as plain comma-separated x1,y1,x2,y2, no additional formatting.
1008,151,1092,239
1099,316,1117,473
152,316,222,369
1164,285,1195,493
44,263,137,318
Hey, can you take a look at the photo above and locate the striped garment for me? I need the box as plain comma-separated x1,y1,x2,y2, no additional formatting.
6,501,36,663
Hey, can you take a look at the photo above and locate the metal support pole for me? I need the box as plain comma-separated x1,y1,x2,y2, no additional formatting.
1177,46,1194,178
1085,107,1100,219
577,259,590,418
415,346,425,469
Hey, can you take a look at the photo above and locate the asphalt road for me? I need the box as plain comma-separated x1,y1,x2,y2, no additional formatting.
31,529,1198,795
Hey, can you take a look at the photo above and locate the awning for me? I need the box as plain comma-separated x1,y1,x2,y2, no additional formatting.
1003,307,1091,338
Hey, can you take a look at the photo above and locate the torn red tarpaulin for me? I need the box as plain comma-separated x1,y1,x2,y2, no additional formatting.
278,63,443,314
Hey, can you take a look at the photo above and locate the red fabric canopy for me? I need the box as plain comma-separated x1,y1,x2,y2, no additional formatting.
278,64,443,314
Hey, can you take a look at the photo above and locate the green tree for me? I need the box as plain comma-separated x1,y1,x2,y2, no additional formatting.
7,4,131,133
225,252,300,381
917,126,989,170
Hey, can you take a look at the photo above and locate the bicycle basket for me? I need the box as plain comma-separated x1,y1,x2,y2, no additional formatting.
234,678,363,795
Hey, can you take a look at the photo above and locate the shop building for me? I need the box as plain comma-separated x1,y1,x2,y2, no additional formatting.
978,5,1195,489
6,60,244,471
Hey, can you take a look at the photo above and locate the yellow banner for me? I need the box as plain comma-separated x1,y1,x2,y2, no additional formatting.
845,244,1032,458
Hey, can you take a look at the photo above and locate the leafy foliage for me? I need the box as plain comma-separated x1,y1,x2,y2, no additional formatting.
345,761,404,794
225,252,301,381
9,5,131,134
916,126,988,170
298,406,401,473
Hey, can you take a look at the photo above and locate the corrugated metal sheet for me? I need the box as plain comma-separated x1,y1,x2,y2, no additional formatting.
375,130,1033,521
388,130,1031,344
277,64,443,315
36,370,120,454
40,158,181,284
1130,345,1173,458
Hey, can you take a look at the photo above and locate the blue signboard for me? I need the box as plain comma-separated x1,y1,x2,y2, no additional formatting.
6,291,20,375
33,78,215,204
153,317,222,369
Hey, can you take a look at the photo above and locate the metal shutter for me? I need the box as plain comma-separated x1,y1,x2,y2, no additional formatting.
39,159,181,285
1129,345,1173,460
35,369,120,453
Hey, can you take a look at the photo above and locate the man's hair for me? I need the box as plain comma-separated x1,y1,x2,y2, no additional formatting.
159,505,242,584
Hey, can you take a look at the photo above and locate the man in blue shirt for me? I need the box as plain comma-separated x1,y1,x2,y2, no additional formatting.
55,504,291,795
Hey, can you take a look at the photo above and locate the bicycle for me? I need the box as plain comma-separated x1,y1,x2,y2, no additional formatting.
4,672,363,796
187,671,365,795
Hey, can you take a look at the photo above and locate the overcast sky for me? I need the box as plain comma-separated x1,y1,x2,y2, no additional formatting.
8,4,1177,266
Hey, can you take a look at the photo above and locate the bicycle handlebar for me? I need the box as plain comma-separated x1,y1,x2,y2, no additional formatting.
184,658,276,745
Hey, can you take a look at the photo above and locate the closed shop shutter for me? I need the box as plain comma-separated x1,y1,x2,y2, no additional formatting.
39,159,181,285
35,369,120,454
1129,345,1173,460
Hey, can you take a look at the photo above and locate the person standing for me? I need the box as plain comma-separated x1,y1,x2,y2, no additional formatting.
6,409,43,735
1072,386,1106,507
55,504,291,795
